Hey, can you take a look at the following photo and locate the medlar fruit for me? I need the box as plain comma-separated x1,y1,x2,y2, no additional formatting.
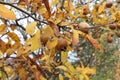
108,31,114,37
116,31,120,37
107,36,113,43
55,37,68,51
106,1,113,8
109,24,117,30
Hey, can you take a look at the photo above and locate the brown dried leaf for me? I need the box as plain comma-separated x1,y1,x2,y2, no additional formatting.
43,0,51,17
18,68,28,80
0,24,7,34
48,20,61,36
0,39,6,53
7,32,20,42
86,35,102,50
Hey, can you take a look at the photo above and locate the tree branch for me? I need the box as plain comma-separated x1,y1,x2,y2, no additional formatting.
0,1,47,24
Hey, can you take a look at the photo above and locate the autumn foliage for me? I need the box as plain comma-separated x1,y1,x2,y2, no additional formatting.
0,0,120,80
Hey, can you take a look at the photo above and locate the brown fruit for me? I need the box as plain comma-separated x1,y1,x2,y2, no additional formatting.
117,23,120,29
83,6,90,15
41,34,49,45
106,1,113,8
73,24,79,29
109,24,117,30
108,31,114,37
107,36,113,43
116,31,120,37
55,37,68,51
79,22,90,33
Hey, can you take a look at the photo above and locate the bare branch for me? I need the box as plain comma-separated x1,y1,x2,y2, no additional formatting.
0,1,47,24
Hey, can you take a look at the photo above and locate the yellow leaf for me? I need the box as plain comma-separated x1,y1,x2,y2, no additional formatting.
67,46,72,51
26,21,37,35
37,5,49,19
6,48,14,56
115,11,120,20
65,62,76,73
0,4,16,20
57,66,68,71
4,66,16,79
77,65,96,80
46,37,58,49
72,30,79,46
55,12,64,24
30,30,41,51
25,30,41,51
41,55,49,61
40,75,46,80
68,0,74,11
84,74,89,80
64,73,72,79
64,0,74,12
77,67,96,75
0,24,7,34
50,0,58,6
6,42,20,56
91,9,99,24
0,39,6,53
0,51,3,58
59,22,69,26
43,25,54,37
17,45,25,56
18,68,28,80
61,51,68,64
79,74,84,80
59,74,63,80
7,32,20,42
98,2,106,14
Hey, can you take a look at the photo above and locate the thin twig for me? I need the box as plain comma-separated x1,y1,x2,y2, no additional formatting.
0,1,47,24
0,31,9,38
60,0,65,10
15,20,26,30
